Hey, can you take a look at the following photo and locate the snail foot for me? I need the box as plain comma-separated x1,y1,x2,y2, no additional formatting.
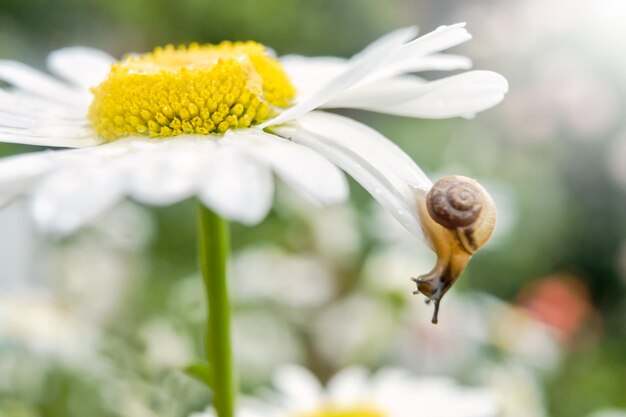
410,273,445,325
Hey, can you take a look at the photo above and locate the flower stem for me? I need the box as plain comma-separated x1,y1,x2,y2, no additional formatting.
197,203,235,417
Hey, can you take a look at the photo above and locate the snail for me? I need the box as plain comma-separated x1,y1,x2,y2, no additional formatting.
412,175,496,324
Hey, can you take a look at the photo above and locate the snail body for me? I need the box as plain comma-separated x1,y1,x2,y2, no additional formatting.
412,175,496,324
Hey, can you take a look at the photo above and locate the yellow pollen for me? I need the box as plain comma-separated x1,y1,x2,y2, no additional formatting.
88,42,296,140
295,405,387,417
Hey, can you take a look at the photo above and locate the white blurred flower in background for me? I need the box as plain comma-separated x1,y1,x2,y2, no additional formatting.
46,202,152,324
0,291,100,366
0,202,139,361
483,364,547,417
391,292,561,377
140,319,194,370
390,292,488,375
233,310,303,385
0,201,41,288
0,198,186,417
0,199,152,328
276,189,362,268
0,198,154,399
488,301,561,371
192,365,499,417
311,293,396,368
169,273,304,383
231,246,336,309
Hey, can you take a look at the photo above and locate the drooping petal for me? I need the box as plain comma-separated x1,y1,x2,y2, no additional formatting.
272,111,431,238
224,130,348,205
260,26,418,128
47,47,115,89
198,146,274,225
325,71,509,118
0,60,90,106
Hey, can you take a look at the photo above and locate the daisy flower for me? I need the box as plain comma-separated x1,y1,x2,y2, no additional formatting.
0,23,507,417
190,365,499,417
0,23,506,236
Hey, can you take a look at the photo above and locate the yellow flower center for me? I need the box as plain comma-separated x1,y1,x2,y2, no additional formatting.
296,405,387,417
88,42,296,140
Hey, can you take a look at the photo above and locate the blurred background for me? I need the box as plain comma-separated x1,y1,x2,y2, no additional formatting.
0,0,625,416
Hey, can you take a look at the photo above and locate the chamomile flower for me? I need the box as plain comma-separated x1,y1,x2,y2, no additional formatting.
190,365,499,417
0,290,100,366
0,23,506,237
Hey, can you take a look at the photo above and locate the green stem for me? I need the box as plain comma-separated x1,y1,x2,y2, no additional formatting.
197,203,235,417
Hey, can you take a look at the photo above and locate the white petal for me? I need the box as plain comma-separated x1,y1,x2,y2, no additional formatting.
47,47,115,89
354,26,418,59
280,26,470,104
0,89,98,148
0,89,86,121
30,161,127,235
239,406,269,417
260,26,418,128
326,76,428,107
0,151,56,207
0,60,90,107
398,53,472,72
280,55,348,102
129,138,217,205
272,111,431,238
369,22,472,82
198,146,274,225
0,147,115,209
272,365,323,408
327,367,370,405
326,71,509,118
371,369,417,413
0,125,103,148
224,130,348,205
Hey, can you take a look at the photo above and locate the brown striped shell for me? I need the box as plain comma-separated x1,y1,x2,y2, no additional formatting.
426,175,496,254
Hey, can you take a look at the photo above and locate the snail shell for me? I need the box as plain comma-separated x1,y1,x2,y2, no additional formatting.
426,175,496,254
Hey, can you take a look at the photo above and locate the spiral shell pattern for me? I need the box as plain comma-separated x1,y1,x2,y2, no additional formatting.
426,176,483,230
